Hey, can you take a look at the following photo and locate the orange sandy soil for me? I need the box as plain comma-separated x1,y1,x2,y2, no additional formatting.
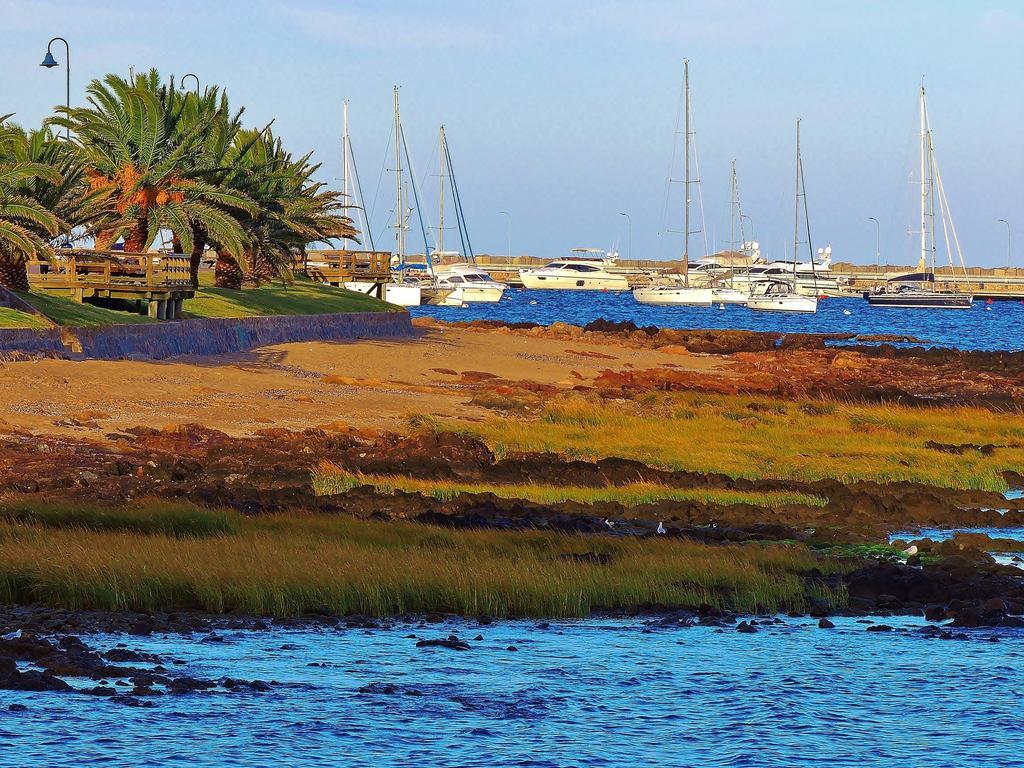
0,318,725,441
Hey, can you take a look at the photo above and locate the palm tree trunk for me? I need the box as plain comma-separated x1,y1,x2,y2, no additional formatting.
94,229,119,251
214,250,243,290
124,218,150,253
243,250,277,288
189,226,207,286
0,258,30,292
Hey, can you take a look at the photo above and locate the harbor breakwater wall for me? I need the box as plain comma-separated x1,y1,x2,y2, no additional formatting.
0,311,414,360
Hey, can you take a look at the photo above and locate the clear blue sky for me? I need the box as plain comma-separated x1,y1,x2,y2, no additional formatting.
3,0,1022,266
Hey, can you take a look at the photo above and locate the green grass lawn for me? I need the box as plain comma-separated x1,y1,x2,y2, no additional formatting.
16,277,392,328
0,306,52,330
184,278,395,319
21,292,156,327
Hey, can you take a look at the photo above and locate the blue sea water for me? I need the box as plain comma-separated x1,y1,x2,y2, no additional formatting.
2,617,1023,768
410,290,1024,351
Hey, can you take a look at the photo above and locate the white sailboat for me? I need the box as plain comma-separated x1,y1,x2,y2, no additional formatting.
431,125,507,305
712,161,750,305
633,59,715,307
748,119,818,314
341,91,424,306
865,85,972,309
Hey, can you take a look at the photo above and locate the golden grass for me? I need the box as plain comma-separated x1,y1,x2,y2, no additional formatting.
310,464,827,508
445,392,1024,491
0,502,847,617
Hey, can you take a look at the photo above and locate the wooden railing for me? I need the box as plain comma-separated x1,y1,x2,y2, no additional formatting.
30,249,193,292
300,250,392,284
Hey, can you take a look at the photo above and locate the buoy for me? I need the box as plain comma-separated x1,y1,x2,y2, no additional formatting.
529,300,538,305
842,309,852,316
986,298,994,304
718,303,725,310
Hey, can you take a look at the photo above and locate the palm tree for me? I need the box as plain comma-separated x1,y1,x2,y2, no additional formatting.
213,127,356,288
49,70,249,264
0,117,63,291
167,82,254,284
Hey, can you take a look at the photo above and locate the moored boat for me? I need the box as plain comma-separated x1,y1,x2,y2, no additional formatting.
865,85,973,310
520,249,629,291
747,280,818,313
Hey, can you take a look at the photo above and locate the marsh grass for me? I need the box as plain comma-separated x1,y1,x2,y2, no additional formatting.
0,501,849,617
0,500,238,537
445,392,1024,491
310,465,827,508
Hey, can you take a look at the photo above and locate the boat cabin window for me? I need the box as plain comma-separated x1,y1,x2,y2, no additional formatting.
447,276,464,283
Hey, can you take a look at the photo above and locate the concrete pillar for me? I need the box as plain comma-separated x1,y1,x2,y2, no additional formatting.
156,300,168,321
147,300,159,319
136,299,144,315
172,298,183,319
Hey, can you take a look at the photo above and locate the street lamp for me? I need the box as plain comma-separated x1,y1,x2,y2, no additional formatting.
618,212,631,260
181,73,200,96
868,216,880,281
40,37,70,139
499,210,511,261
998,219,1011,283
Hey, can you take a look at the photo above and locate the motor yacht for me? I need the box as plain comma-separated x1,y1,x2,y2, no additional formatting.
519,249,630,291
434,263,508,304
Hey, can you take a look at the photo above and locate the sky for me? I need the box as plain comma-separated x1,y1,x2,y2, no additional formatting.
2,0,1022,266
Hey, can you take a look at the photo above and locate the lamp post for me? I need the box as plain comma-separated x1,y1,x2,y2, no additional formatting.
40,37,70,139
181,73,200,95
998,219,1011,284
499,210,511,261
618,212,631,260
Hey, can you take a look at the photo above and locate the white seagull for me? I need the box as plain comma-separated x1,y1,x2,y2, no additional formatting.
656,522,666,535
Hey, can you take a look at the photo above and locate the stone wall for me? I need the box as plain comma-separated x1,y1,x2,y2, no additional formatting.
0,311,414,360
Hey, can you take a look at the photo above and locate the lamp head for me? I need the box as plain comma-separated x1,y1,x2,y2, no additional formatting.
40,50,59,68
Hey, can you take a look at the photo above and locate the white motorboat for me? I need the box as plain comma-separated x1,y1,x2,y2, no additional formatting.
434,263,507,304
634,281,715,306
746,280,818,313
520,249,630,291
730,247,846,297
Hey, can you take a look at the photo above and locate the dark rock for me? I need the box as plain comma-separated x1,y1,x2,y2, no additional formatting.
736,621,757,634
416,636,470,651
8,703,27,712
818,618,835,629
866,624,893,632
506,645,518,652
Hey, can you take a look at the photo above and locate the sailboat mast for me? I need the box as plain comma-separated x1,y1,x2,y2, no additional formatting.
438,125,446,255
729,160,738,250
342,100,350,249
919,85,928,272
393,86,405,262
793,119,801,279
683,59,690,284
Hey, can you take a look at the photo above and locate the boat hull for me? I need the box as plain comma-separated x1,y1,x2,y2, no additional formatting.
747,295,818,313
454,285,507,303
865,292,973,309
520,273,630,291
711,288,749,305
345,281,422,306
632,287,715,306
